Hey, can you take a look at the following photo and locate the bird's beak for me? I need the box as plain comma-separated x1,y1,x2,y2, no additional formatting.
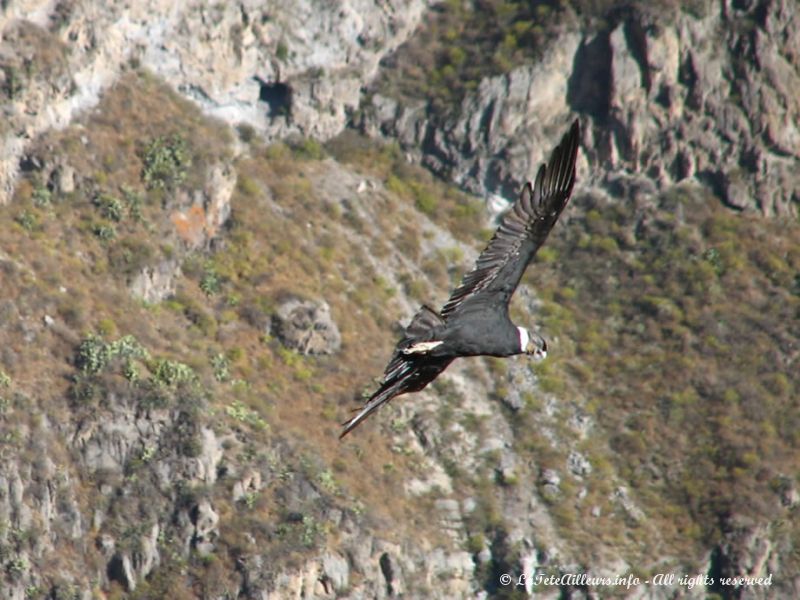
526,338,547,360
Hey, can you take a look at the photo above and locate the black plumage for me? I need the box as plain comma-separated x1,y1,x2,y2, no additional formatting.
341,120,580,438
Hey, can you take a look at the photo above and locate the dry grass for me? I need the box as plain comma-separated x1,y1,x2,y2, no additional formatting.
518,185,800,558
5,73,460,582
201,153,456,534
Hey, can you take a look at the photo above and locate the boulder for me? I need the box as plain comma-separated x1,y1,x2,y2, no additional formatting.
272,298,341,355
129,260,181,304
191,498,219,556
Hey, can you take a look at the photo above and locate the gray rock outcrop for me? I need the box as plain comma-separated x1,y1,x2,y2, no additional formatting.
0,0,433,205
363,0,800,217
129,260,182,304
272,297,342,355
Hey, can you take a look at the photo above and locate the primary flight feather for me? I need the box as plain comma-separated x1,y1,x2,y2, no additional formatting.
341,119,580,438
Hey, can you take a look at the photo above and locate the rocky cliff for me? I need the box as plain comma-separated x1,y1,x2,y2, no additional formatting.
0,0,432,205
0,1,798,599
363,0,800,218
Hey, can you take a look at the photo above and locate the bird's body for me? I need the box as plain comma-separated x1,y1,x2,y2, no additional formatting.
341,120,581,438
433,309,521,358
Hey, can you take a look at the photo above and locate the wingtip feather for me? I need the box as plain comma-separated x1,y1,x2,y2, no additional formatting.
339,384,398,439
339,405,371,439
550,118,580,197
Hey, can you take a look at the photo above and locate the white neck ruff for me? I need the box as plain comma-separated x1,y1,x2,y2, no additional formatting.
517,326,529,352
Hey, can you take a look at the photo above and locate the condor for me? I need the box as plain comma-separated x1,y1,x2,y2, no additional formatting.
341,120,580,438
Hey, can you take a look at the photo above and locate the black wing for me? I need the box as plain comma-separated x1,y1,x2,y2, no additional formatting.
340,305,451,438
439,120,580,320
339,354,452,438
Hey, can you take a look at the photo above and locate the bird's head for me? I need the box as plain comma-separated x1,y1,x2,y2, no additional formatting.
517,326,547,360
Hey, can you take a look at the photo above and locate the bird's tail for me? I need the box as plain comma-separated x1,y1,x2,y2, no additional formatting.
339,305,446,439
339,378,406,439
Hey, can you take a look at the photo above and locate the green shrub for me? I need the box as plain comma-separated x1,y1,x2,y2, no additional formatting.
122,185,145,222
414,185,438,215
1,65,24,99
32,185,52,207
92,223,116,241
151,358,196,387
75,334,150,375
199,266,222,296
15,210,37,231
75,335,110,375
225,400,268,430
275,40,289,62
236,123,256,143
141,134,191,190
211,353,230,382
236,175,260,197
94,193,125,221
290,137,326,160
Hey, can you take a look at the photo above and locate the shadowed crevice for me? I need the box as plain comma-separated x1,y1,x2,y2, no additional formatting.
255,76,292,118
567,32,613,122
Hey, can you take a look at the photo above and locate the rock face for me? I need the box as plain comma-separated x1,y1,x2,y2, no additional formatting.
362,0,800,218
272,298,342,355
169,163,236,250
129,260,182,304
0,0,432,204
106,523,161,592
4,0,795,215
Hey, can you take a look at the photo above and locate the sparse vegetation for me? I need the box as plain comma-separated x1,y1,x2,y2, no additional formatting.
199,264,222,296
326,130,485,242
225,400,268,430
1,65,24,99
32,185,52,208
141,134,191,191
94,192,125,221
152,357,196,387
211,353,230,382
520,187,800,555
92,222,116,241
15,210,37,231
372,0,566,118
275,39,289,62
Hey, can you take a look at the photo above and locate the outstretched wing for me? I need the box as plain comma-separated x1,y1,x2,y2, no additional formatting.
440,120,580,320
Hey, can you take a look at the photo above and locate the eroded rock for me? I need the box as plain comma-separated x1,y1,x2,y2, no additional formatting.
129,260,181,304
365,0,800,217
191,498,219,556
272,297,341,355
0,0,431,205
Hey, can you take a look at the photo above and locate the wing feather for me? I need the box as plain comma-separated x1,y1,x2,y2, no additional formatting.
340,355,452,438
440,119,580,319
339,305,449,437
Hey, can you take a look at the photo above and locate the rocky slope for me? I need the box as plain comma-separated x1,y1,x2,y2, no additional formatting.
0,1,798,599
0,0,432,205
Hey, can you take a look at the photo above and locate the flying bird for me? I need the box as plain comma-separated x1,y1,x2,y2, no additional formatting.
341,120,580,438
